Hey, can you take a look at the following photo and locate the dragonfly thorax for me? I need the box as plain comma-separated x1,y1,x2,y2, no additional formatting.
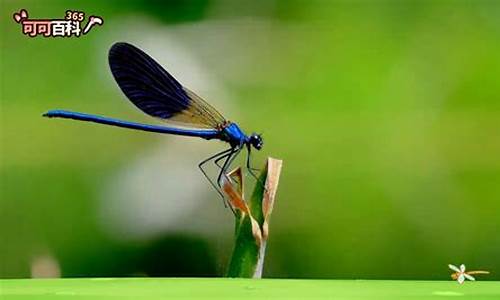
221,123,263,150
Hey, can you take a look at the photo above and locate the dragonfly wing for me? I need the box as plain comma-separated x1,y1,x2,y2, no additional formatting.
109,42,226,129
460,264,466,272
457,274,465,284
448,264,460,272
464,274,475,281
168,87,227,128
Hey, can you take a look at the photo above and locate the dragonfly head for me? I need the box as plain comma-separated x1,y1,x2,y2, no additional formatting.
249,133,263,150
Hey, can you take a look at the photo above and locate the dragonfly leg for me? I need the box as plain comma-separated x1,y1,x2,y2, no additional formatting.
245,148,261,173
215,146,265,191
199,147,242,215
245,146,259,180
212,147,241,215
216,147,242,188
198,148,232,202
213,146,238,172
246,146,267,192
213,156,225,170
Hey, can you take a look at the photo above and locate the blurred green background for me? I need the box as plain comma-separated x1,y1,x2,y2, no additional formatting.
1,0,499,280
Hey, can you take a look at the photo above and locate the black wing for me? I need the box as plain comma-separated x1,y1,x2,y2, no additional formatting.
109,42,226,129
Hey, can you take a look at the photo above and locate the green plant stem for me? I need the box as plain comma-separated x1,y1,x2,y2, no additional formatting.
226,169,267,278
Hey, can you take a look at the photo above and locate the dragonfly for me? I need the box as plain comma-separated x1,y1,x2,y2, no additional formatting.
44,42,263,199
448,264,489,284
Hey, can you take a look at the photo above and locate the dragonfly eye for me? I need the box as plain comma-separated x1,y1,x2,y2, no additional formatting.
250,134,263,150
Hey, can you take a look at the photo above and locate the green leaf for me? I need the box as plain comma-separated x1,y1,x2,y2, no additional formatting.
1,278,499,300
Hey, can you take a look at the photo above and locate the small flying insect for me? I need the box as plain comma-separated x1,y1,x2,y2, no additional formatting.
44,42,263,199
448,264,489,284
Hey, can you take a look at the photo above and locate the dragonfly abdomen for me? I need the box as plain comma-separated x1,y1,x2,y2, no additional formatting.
44,110,220,139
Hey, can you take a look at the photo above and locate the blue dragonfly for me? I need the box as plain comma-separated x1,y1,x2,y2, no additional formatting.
44,42,263,198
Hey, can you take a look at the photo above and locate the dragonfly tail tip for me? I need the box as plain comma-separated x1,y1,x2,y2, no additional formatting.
43,110,57,118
